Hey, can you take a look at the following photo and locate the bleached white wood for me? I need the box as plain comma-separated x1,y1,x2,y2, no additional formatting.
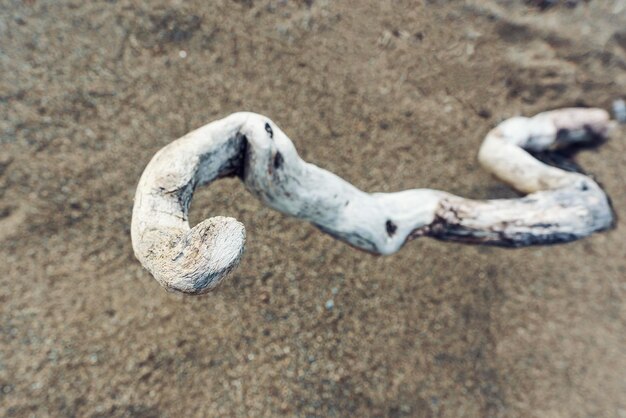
131,109,615,294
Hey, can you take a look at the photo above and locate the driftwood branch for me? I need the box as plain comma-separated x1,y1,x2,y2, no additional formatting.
131,109,615,294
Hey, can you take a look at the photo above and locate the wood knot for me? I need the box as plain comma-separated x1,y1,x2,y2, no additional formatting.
273,152,283,170
265,122,273,138
385,220,397,237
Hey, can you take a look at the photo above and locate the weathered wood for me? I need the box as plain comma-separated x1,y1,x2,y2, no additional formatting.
131,109,615,294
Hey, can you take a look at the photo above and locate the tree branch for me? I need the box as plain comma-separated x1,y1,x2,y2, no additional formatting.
131,109,615,294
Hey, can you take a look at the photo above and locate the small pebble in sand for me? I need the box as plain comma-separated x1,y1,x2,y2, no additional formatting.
179,50,187,59
613,99,626,123
325,299,334,310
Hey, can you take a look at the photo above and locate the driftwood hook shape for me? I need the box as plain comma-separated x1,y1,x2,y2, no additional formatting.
131,109,615,294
